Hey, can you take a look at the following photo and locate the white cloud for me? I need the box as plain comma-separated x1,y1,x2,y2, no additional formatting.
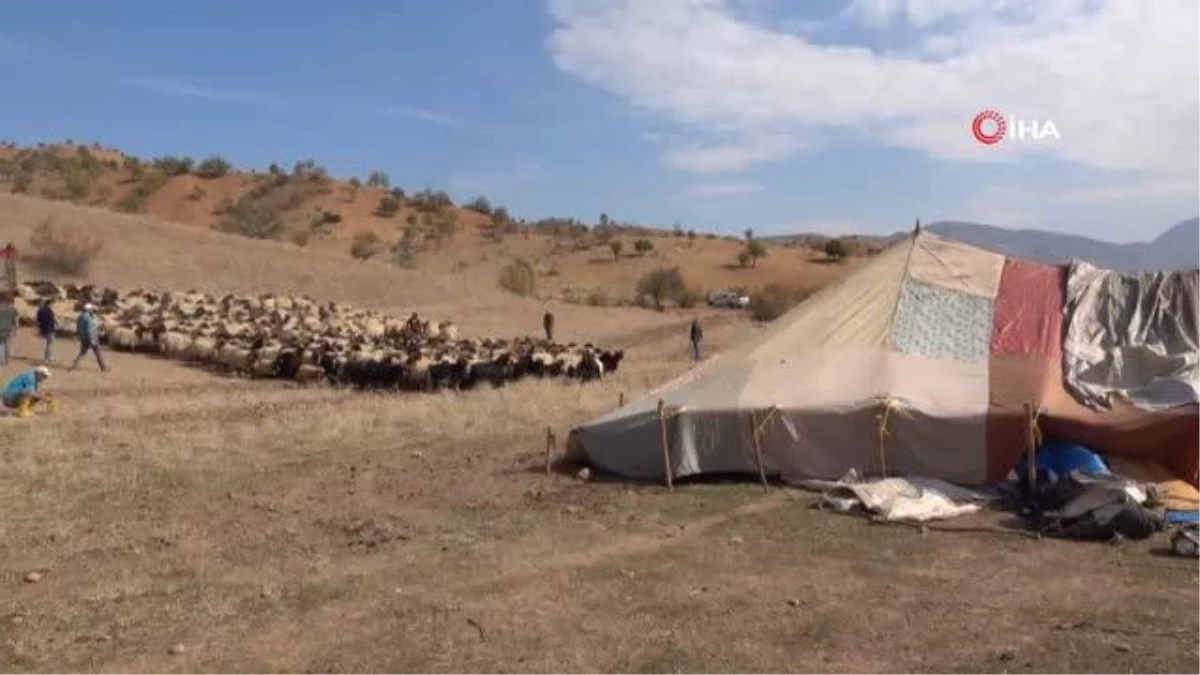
382,105,463,129
125,76,268,104
663,137,799,173
679,182,764,198
546,0,1200,184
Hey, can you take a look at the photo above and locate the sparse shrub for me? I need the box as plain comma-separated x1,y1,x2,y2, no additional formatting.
678,286,702,308
196,155,232,179
635,267,686,310
389,186,405,200
153,155,193,176
411,188,453,212
750,283,812,322
348,177,362,189
609,239,623,260
27,217,104,275
686,229,697,242
586,289,609,306
62,165,94,202
214,198,285,240
351,231,383,260
375,194,401,218
290,229,310,247
367,171,390,190
391,225,420,269
737,250,751,268
431,211,458,247
464,196,492,215
633,238,654,256
673,224,684,238
745,239,767,267
12,171,32,193
706,233,717,240
824,237,849,261
498,259,537,297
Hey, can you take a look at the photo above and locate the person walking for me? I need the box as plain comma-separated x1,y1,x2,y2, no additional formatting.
543,310,555,343
689,317,703,362
0,293,17,366
36,298,56,364
2,365,51,418
69,303,108,372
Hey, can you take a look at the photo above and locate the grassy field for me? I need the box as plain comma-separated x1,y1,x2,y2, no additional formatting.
0,194,1196,673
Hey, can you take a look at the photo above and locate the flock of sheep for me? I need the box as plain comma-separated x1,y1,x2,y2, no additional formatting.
10,280,625,391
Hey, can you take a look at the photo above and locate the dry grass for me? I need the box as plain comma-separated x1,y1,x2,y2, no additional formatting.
0,194,1195,673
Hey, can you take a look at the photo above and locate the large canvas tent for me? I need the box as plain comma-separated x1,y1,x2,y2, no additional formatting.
567,230,1199,488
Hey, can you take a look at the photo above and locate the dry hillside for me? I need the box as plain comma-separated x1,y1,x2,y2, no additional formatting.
0,141,871,309
0,156,1194,673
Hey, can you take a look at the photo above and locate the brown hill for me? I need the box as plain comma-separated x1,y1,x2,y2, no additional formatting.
0,141,871,307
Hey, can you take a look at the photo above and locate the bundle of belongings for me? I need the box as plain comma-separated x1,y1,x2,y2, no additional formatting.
1003,440,1199,545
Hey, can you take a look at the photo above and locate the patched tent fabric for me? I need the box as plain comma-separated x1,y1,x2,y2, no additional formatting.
566,231,1200,488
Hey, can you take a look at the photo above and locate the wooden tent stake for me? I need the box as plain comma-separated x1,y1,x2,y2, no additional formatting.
1023,402,1040,493
748,410,770,493
657,399,674,491
544,426,556,476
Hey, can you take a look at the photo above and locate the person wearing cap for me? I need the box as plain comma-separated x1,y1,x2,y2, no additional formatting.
69,303,108,372
2,366,51,417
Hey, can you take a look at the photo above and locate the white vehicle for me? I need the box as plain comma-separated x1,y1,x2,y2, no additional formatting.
708,290,750,309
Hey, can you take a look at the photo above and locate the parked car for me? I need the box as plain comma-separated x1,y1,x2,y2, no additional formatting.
708,290,750,309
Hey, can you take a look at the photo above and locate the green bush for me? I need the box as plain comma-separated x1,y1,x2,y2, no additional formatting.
465,196,492,215
375,195,401,218
27,217,104,275
367,171,390,190
214,198,285,240
635,267,686,310
633,238,654,256
824,238,849,262
498,259,537,297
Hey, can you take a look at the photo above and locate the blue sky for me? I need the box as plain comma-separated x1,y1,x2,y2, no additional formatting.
1,0,1196,241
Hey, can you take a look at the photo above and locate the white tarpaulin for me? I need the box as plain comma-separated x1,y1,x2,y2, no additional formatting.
805,473,990,522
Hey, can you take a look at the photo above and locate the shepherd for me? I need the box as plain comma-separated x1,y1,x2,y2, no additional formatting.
2,366,51,418
69,303,108,372
543,310,555,342
690,317,703,362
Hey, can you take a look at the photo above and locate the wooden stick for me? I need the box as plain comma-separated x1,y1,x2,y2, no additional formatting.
748,410,769,493
1023,402,1037,493
657,399,674,491
754,404,781,438
875,401,893,479
544,426,555,476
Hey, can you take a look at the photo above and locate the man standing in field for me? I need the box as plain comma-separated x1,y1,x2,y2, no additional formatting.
2,365,51,417
543,310,555,342
69,303,108,372
690,317,703,362
0,293,17,366
36,298,56,363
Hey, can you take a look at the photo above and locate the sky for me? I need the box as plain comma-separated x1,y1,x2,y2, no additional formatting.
1,0,1197,242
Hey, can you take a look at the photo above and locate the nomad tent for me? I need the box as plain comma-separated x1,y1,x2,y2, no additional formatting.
566,229,1199,488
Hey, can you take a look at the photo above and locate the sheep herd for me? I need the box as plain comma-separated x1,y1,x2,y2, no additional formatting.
9,280,625,391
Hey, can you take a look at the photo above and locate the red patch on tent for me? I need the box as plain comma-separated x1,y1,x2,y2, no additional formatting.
990,259,1065,358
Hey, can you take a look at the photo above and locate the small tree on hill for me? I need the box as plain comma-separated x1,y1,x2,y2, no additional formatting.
824,237,849,262
367,170,390,190
636,267,686,310
464,196,492,215
610,239,623,260
391,225,420,269
746,239,767,267
375,194,401,218
431,211,458,248
196,156,232,179
633,238,654,256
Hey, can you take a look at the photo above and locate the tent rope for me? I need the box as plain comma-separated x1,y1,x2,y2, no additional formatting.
876,398,899,478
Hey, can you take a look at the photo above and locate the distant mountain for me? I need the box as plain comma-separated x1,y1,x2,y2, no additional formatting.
920,218,1199,272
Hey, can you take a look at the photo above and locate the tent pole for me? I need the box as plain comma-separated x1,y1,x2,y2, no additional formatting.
748,410,770,493
1023,402,1038,493
544,426,555,476
875,402,894,479
657,399,674,491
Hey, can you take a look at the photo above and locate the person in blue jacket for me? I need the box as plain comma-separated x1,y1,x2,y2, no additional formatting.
69,303,108,372
2,365,50,412
36,298,57,363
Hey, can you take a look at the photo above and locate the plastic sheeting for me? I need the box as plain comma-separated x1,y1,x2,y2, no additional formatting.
1063,261,1200,411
